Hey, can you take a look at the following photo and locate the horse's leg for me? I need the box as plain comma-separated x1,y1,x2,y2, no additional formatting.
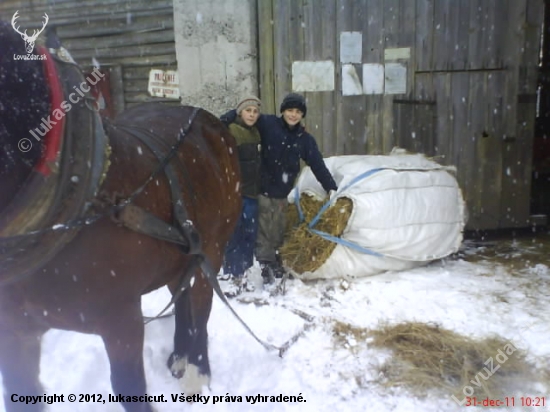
100,301,153,412
0,326,45,412
167,260,213,394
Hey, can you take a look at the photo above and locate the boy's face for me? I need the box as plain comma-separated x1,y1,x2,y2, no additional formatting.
282,108,303,126
240,106,260,126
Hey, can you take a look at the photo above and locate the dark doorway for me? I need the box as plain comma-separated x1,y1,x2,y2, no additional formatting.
533,1,550,219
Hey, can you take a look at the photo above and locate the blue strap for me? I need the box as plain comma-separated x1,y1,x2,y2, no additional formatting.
309,229,383,257
293,167,387,257
308,167,386,229
293,188,305,223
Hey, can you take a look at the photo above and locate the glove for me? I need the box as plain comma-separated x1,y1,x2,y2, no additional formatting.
220,109,237,126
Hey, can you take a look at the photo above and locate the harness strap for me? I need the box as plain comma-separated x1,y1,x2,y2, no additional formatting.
112,123,200,254
199,258,282,353
116,204,195,247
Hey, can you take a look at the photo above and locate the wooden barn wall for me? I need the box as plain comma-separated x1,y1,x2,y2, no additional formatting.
0,0,176,113
258,0,544,230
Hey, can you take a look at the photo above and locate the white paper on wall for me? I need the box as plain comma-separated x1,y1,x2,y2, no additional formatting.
342,64,363,96
385,63,407,94
340,32,362,63
292,60,335,92
362,63,384,94
384,47,411,61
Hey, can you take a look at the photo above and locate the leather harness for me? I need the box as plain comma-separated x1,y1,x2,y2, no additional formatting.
107,122,201,255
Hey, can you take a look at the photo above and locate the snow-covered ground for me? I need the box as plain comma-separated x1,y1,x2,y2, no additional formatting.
1,235,549,412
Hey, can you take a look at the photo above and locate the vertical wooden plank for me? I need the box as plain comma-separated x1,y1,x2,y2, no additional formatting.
432,0,450,71
399,0,416,87
444,0,461,70
321,0,338,155
351,0,368,155
514,97,537,225
414,73,437,156
110,65,125,116
273,0,291,109
383,0,400,48
257,0,276,114
456,70,476,227
523,0,544,94
415,70,436,100
415,103,436,155
398,0,416,49
302,0,325,152
397,0,416,148
475,72,504,229
502,0,523,145
450,72,470,213
393,102,405,149
433,73,452,163
288,0,305,77
488,0,498,68
335,0,346,156
454,0,470,70
415,0,434,72
499,1,525,228
466,73,487,228
382,0,400,153
393,102,433,154
468,0,483,70
364,0,385,64
336,0,366,155
364,0,384,154
493,0,509,68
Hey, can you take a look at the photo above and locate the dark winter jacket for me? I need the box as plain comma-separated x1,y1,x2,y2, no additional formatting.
221,110,337,199
228,119,261,198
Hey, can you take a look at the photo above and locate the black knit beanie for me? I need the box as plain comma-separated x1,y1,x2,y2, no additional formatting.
280,93,307,118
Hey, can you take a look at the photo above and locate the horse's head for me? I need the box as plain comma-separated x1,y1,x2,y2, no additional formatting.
0,21,50,211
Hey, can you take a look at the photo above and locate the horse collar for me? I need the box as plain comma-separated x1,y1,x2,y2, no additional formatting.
34,46,65,177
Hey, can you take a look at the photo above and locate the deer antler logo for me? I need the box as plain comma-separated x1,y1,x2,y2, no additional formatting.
11,11,49,54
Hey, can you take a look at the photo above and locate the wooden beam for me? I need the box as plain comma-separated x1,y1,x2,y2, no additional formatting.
257,0,276,114
109,65,125,116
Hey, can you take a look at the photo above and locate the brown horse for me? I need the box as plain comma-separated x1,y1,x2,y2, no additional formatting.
0,22,241,412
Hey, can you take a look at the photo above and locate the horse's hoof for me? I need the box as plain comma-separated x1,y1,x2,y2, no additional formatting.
167,352,184,378
167,353,210,394
180,362,210,394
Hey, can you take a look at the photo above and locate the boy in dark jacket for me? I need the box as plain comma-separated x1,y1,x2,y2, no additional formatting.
222,93,337,283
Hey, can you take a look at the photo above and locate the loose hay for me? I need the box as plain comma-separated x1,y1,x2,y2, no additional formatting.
280,194,353,274
368,322,534,398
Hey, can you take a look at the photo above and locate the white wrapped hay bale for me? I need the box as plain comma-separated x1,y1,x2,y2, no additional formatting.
286,152,467,279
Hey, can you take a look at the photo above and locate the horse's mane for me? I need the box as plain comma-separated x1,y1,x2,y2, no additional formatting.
0,21,50,174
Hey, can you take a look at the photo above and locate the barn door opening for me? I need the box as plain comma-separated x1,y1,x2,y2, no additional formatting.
533,0,550,221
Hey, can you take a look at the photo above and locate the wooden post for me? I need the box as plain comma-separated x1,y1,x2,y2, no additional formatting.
109,65,125,116
257,0,276,115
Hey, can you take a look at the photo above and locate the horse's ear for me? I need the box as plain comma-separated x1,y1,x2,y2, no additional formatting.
45,26,61,49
